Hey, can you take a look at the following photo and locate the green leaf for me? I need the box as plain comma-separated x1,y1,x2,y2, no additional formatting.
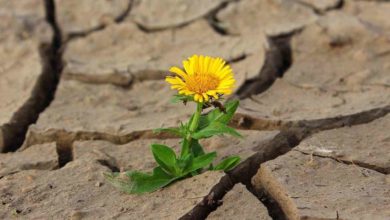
171,94,194,103
210,100,239,125
183,152,217,174
188,140,206,174
153,127,183,137
199,100,239,129
218,100,239,124
192,122,242,139
154,121,189,138
213,156,241,171
104,167,178,194
177,154,193,171
170,95,183,103
104,172,126,191
190,171,199,176
187,113,195,128
178,139,206,173
191,139,205,157
127,167,176,193
151,144,178,175
180,138,191,158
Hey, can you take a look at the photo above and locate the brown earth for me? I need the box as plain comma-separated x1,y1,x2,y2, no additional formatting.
0,0,389,219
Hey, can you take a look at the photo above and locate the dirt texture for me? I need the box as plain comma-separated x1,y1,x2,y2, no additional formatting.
283,11,390,89
207,183,271,220
253,151,390,220
297,0,342,13
296,114,390,174
0,0,390,219
0,40,42,145
0,143,58,178
0,155,224,219
238,78,389,122
56,0,130,35
0,0,52,152
236,10,390,130
216,0,317,35
63,19,267,89
128,0,228,30
22,79,194,148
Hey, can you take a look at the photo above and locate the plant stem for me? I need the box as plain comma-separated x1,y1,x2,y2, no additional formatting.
180,102,203,157
189,102,203,133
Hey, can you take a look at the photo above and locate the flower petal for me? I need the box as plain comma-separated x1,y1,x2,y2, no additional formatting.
202,93,209,102
169,66,188,79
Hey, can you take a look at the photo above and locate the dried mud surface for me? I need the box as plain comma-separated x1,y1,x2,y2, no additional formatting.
0,0,389,219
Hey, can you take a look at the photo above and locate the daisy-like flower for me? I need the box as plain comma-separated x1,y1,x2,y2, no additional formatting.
166,55,235,103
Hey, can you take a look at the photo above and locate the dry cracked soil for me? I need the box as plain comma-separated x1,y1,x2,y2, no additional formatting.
0,0,389,219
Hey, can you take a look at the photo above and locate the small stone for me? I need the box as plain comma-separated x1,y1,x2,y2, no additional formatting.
69,210,84,220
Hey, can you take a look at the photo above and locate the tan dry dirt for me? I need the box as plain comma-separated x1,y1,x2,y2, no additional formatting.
0,0,389,219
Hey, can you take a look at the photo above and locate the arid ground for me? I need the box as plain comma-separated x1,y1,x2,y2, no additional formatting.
0,0,389,219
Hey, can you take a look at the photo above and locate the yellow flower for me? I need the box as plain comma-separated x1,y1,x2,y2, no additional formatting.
166,55,235,103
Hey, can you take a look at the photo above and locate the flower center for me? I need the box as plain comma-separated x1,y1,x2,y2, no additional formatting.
186,73,220,94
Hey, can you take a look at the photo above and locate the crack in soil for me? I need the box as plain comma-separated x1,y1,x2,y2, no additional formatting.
235,33,293,99
295,149,389,175
56,138,73,168
20,104,390,167
63,51,248,87
133,1,236,33
180,129,305,220
20,128,178,167
0,171,18,180
22,128,177,150
65,0,134,42
231,105,390,132
181,105,390,219
96,159,120,173
0,0,63,153
205,0,240,36
127,53,247,83
126,53,246,83
134,18,194,33
250,186,287,220
294,0,344,15
292,105,390,131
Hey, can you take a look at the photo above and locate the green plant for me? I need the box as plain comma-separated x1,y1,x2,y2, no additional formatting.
105,55,242,194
